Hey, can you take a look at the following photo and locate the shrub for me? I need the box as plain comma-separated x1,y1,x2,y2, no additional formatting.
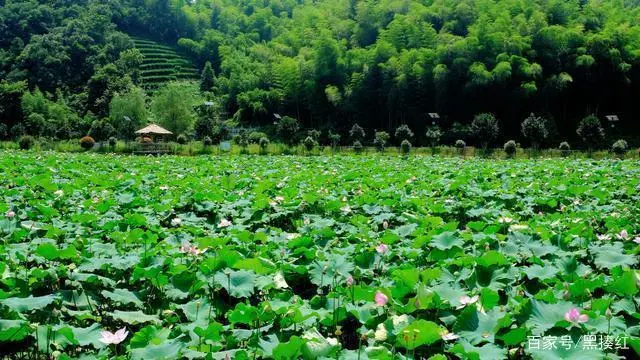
277,116,300,146
0,123,8,139
25,113,45,136
194,116,215,139
18,135,35,150
455,139,466,149
203,136,213,146
234,129,249,147
88,119,116,142
248,131,268,144
211,124,229,144
10,123,25,138
259,137,270,152
446,122,472,143
400,139,411,154
576,115,604,153
611,139,628,156
395,124,414,143
425,126,442,148
328,131,341,149
471,113,499,148
176,134,188,144
503,140,517,158
521,113,548,149
303,136,317,151
349,124,365,142
80,136,96,150
307,129,321,142
559,141,571,157
373,131,390,152
353,140,363,153
108,137,117,147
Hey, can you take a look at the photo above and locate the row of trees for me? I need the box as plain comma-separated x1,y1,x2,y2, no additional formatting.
2,0,640,145
268,112,625,153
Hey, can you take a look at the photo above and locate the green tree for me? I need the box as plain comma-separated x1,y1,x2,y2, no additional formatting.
576,115,605,153
200,61,215,92
373,131,390,152
151,82,199,135
88,119,115,141
109,87,148,139
349,124,365,142
471,113,500,149
521,113,548,150
276,116,300,146
0,81,27,129
87,64,133,118
395,125,414,144
425,126,442,149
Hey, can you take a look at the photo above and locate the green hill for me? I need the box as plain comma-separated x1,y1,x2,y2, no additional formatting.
132,38,199,91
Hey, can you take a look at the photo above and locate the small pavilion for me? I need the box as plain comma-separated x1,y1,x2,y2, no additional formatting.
135,124,173,143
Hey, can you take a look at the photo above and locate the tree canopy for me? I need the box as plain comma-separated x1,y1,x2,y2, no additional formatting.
1,0,639,146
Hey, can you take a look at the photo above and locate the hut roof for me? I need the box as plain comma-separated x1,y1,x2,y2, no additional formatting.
135,124,173,135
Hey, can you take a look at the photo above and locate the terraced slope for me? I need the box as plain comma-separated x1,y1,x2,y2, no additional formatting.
132,37,199,91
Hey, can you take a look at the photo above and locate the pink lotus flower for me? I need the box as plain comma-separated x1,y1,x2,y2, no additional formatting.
375,291,388,306
597,234,611,241
376,244,389,255
382,220,389,229
564,308,588,324
457,295,479,309
5,210,15,218
218,218,232,228
100,328,128,345
440,329,459,341
634,237,640,244
617,229,629,240
346,275,354,286
180,243,204,256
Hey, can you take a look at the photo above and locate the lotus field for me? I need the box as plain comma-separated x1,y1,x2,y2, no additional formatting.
1,151,640,360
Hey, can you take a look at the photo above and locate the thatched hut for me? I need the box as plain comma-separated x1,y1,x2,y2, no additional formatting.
135,124,173,143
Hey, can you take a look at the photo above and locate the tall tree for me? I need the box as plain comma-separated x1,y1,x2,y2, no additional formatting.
151,81,200,135
200,61,215,92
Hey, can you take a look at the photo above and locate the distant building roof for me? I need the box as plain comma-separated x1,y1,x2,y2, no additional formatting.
428,113,440,119
135,124,173,135
605,115,619,121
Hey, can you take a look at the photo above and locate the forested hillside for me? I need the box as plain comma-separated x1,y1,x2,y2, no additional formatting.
1,0,639,146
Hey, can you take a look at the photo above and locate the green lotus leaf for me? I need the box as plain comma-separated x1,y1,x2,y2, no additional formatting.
110,310,161,325
101,288,144,308
430,231,463,250
214,269,256,298
130,339,184,360
1,294,58,313
395,320,442,349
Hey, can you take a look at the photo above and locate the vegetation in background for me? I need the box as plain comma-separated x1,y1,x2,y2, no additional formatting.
1,0,640,149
